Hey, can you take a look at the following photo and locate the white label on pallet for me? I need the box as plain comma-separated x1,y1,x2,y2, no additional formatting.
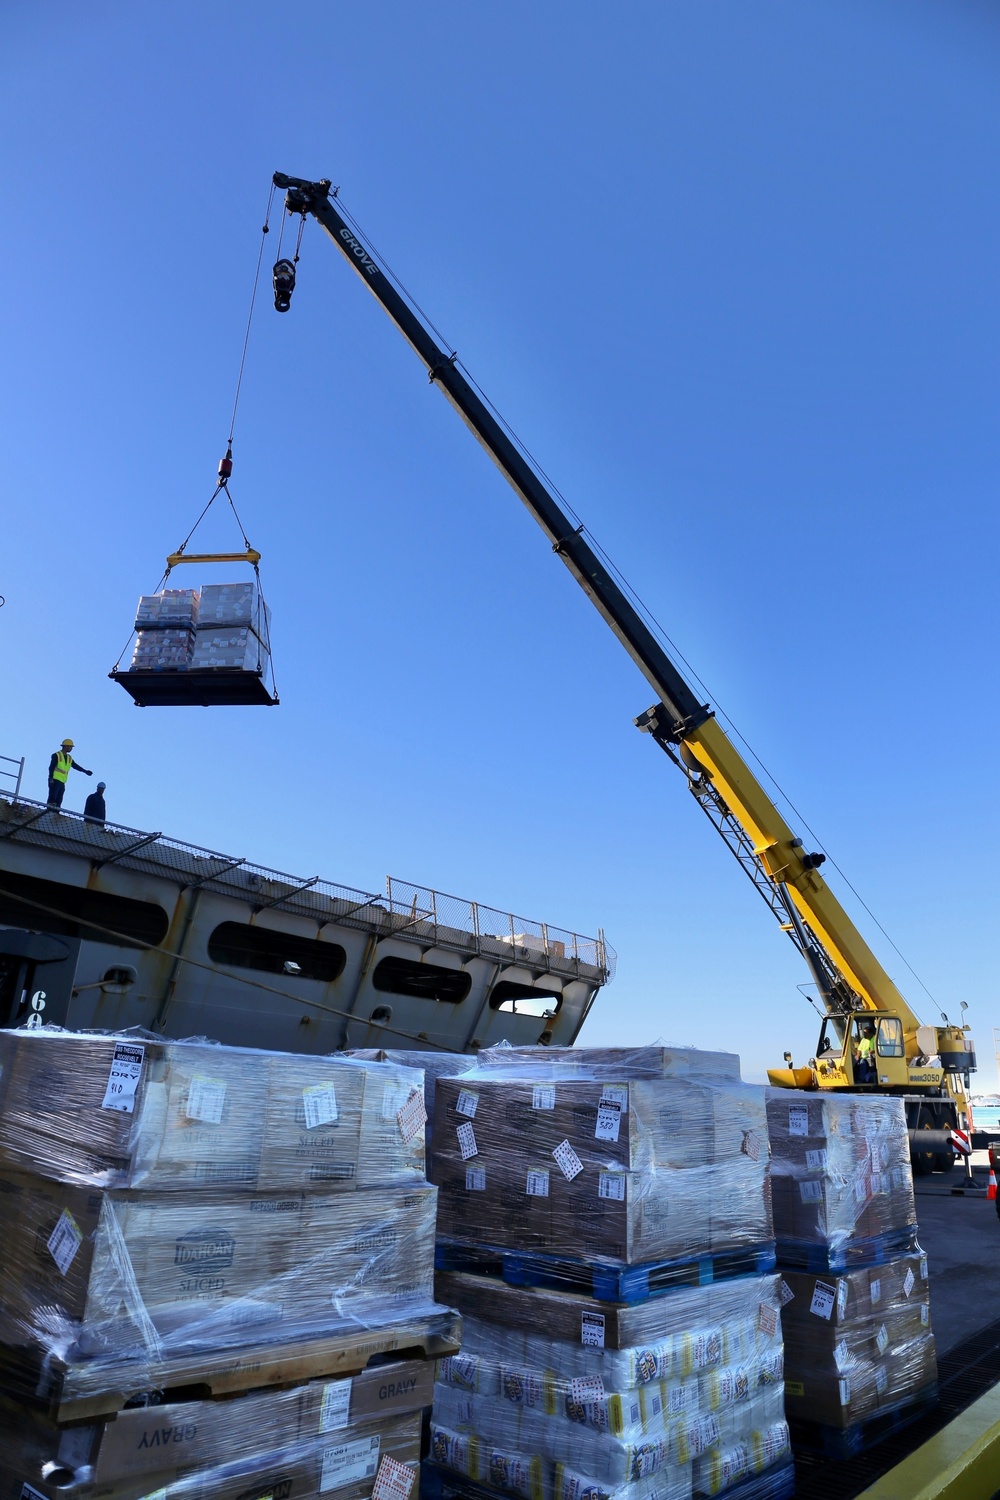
874,1364,888,1395
456,1089,479,1119
533,1085,556,1110
321,1434,381,1491
319,1378,353,1432
809,1281,837,1320
903,1267,915,1298
601,1084,629,1109
838,1376,851,1406
457,1122,478,1160
920,1253,929,1280
741,1130,762,1161
553,1140,584,1181
47,1210,83,1277
805,1148,828,1171
598,1170,626,1202
837,1280,848,1318
371,1455,416,1500
788,1106,809,1136
101,1042,145,1114
869,1276,881,1305
397,1090,427,1144
876,1323,889,1356
799,1179,823,1203
920,1304,929,1326
595,1101,622,1142
465,1166,486,1192
581,1311,606,1348
303,1085,338,1129
757,1303,777,1337
20,1485,49,1500
526,1168,550,1197
778,1280,795,1306
186,1074,227,1124
570,1375,605,1405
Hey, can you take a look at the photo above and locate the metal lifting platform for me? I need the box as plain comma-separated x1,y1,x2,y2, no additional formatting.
110,667,278,707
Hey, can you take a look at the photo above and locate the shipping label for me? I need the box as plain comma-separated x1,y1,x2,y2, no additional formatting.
757,1303,777,1337
869,1276,881,1304
805,1148,828,1171
372,1455,416,1500
457,1122,478,1160
455,1089,479,1119
595,1101,622,1143
465,1165,486,1191
875,1323,889,1356
186,1074,227,1124
47,1210,83,1277
526,1168,549,1197
778,1280,795,1306
532,1085,555,1110
903,1267,915,1297
319,1378,353,1432
809,1281,837,1320
799,1179,823,1203
874,1364,888,1395
321,1434,381,1491
598,1170,626,1202
581,1311,606,1347
397,1089,427,1144
788,1105,809,1136
303,1085,339,1130
553,1139,584,1181
741,1129,762,1161
101,1042,145,1114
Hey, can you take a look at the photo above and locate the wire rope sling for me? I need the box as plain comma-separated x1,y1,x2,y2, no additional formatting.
109,183,291,707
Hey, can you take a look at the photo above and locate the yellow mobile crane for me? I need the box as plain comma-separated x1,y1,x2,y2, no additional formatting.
271,174,976,1173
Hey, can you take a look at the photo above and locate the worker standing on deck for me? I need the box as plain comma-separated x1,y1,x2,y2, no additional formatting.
83,781,107,826
47,739,93,809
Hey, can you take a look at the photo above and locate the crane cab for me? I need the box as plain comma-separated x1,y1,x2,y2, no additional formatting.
812,1011,909,1090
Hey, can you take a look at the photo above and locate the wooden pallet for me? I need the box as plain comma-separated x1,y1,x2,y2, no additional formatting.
0,1305,461,1423
775,1225,919,1273
789,1382,938,1460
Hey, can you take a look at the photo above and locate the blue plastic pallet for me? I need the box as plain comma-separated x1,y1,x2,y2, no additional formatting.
422,1461,795,1500
775,1224,918,1273
790,1382,938,1460
434,1239,777,1305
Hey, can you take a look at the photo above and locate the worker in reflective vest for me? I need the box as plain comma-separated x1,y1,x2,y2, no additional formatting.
47,738,93,809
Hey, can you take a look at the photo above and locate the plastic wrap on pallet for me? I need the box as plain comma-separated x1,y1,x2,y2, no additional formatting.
0,1168,439,1366
0,1401,423,1500
765,1091,916,1254
199,580,272,637
189,625,269,671
0,1028,426,1191
129,627,195,671
474,1047,744,1082
134,589,200,630
349,1050,477,1149
430,1275,789,1499
429,1050,771,1264
779,1249,937,1430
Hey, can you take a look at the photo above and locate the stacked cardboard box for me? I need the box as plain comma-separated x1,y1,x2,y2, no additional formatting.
0,1028,459,1499
426,1048,792,1499
767,1090,936,1440
128,582,271,676
130,589,199,671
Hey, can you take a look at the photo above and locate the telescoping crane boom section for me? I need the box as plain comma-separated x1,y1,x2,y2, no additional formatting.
271,173,975,1113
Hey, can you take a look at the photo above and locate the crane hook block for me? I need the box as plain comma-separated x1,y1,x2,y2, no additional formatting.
218,449,233,484
273,258,296,312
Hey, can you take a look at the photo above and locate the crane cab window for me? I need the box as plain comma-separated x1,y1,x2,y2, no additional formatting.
816,1018,844,1058
852,1018,878,1085
876,1017,904,1057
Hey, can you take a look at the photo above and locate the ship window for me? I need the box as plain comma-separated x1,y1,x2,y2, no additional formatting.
0,871,167,948
208,923,346,982
877,1017,905,1058
372,957,471,1003
489,981,562,1016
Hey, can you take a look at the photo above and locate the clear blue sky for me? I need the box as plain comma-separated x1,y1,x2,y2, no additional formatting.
2,2,997,1081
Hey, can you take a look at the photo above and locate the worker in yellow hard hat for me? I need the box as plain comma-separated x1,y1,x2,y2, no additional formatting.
47,738,93,810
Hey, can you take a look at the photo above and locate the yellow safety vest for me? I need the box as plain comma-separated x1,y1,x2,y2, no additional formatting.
858,1036,875,1058
53,752,72,784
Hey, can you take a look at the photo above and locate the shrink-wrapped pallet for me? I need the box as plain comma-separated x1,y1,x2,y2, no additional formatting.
199,580,272,637
129,627,194,671
0,1029,424,1192
0,1403,423,1500
430,1050,771,1264
766,1091,915,1257
134,589,200,629
430,1274,790,1500
190,625,269,671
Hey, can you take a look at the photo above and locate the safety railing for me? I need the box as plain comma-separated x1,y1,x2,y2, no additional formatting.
0,797,614,981
0,754,24,802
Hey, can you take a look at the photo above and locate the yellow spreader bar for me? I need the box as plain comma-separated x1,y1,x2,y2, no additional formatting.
857,1384,1000,1499
166,549,261,568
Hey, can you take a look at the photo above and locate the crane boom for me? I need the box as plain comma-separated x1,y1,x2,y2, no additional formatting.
272,174,974,1109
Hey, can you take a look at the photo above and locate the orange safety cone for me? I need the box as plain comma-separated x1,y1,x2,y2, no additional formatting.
987,1167,997,1201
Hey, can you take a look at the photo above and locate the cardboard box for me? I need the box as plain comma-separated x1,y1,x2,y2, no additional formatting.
0,1173,438,1359
0,1409,422,1500
0,1032,427,1194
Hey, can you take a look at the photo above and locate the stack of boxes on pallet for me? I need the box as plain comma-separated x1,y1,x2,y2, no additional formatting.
129,581,270,674
424,1047,795,1500
0,1027,459,1500
767,1090,937,1457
